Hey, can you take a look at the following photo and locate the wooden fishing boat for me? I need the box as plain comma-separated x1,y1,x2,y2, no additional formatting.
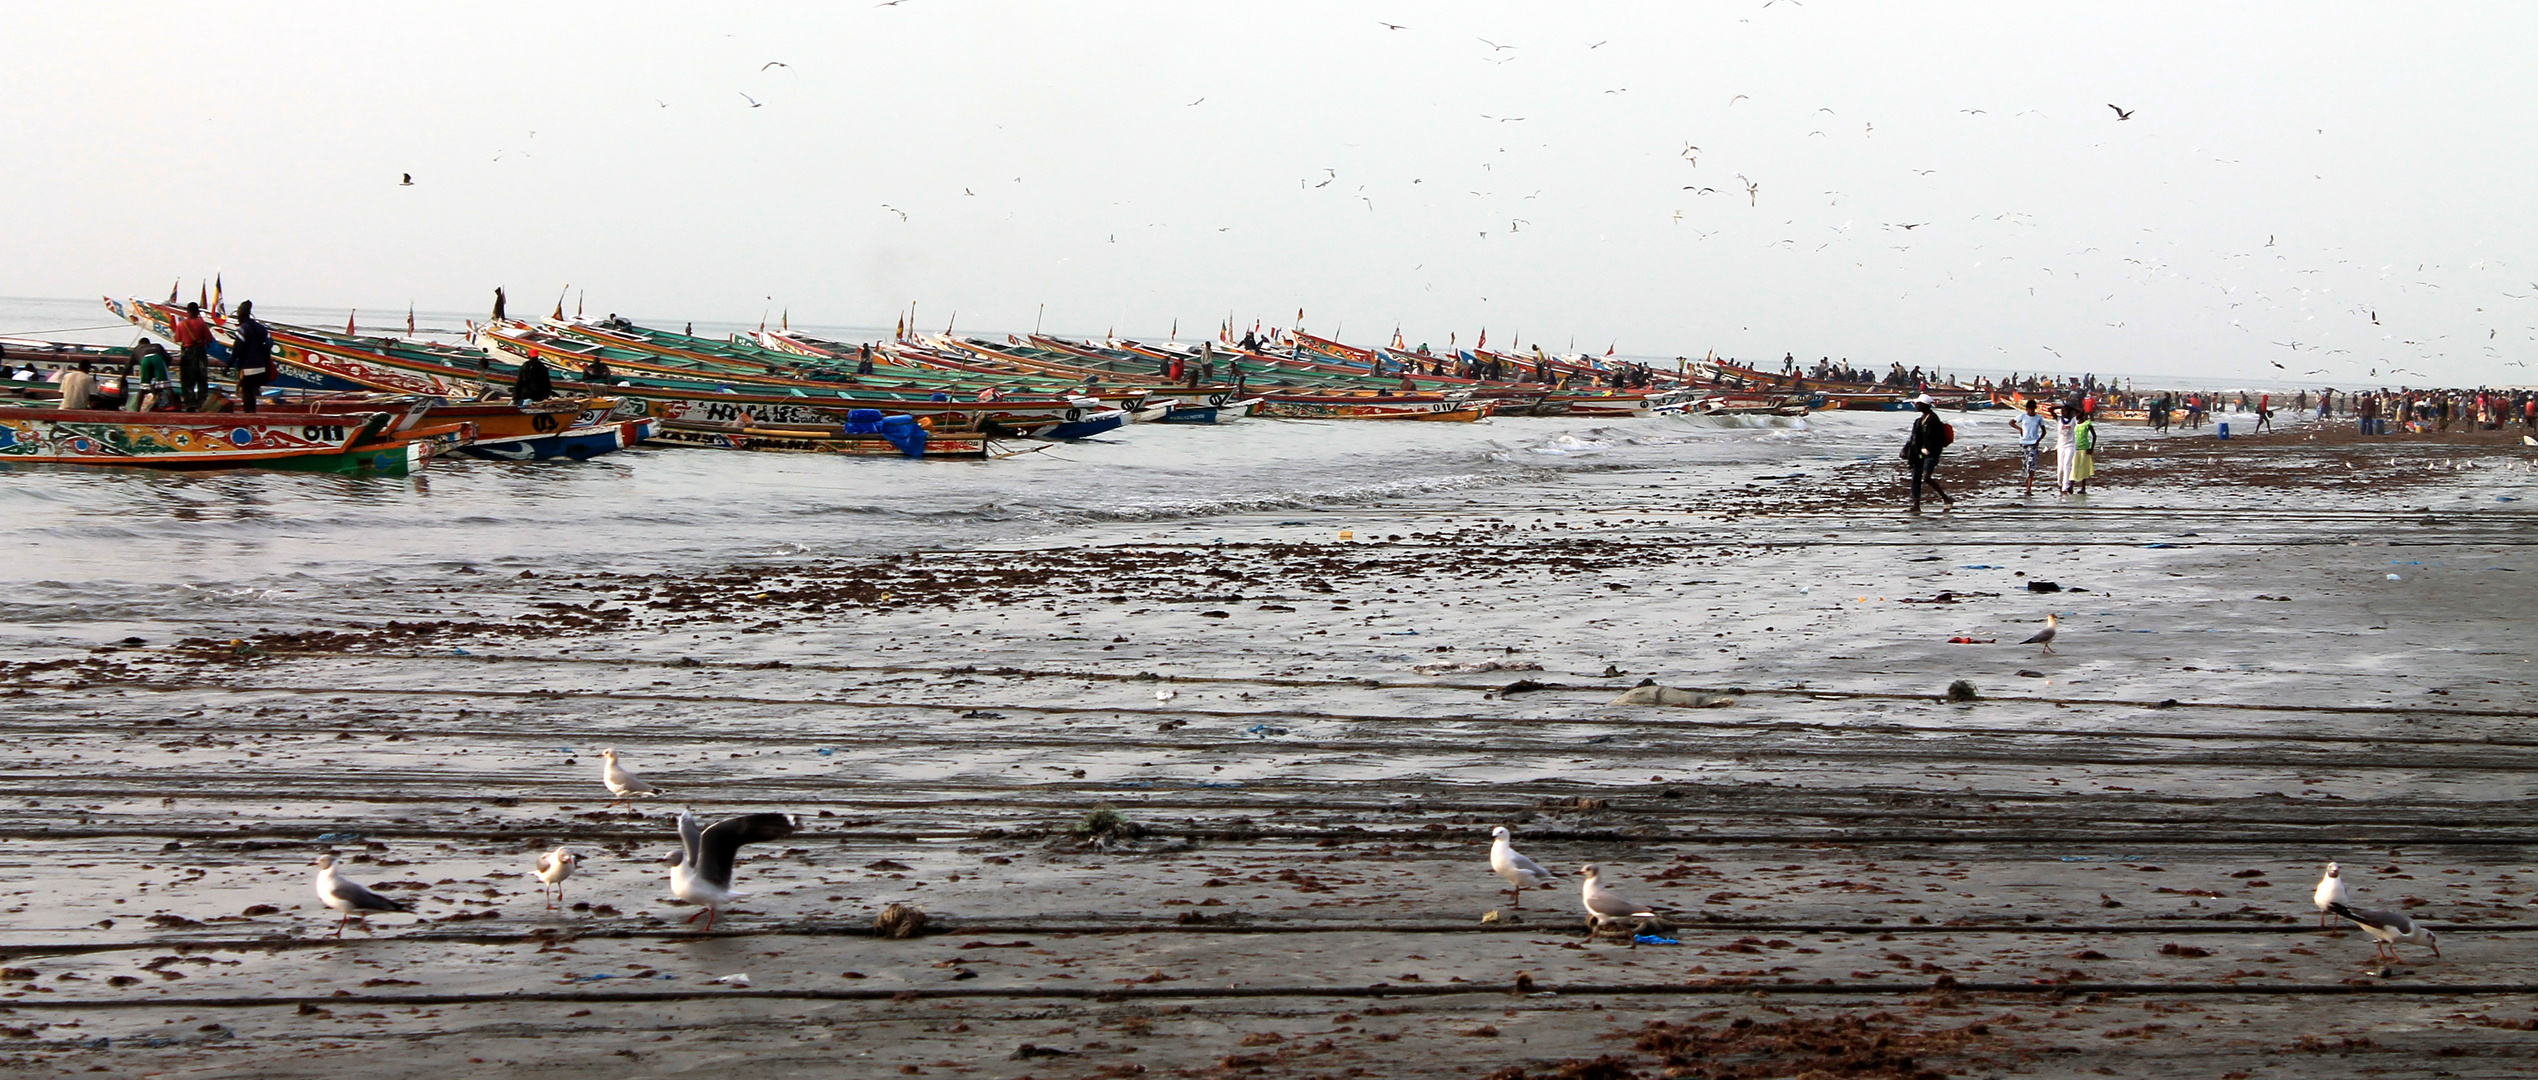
458,417,658,461
650,419,989,459
1251,393,1491,421
107,297,487,398
0,405,460,474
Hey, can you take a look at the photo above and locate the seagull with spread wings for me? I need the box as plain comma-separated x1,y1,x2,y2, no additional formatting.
670,810,800,931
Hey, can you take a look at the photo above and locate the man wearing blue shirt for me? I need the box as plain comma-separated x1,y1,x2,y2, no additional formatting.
2012,398,2048,497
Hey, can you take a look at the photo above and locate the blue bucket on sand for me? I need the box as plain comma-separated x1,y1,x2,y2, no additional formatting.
2216,422,2229,439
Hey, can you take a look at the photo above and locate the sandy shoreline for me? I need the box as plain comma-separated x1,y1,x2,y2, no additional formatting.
1,422,2534,1077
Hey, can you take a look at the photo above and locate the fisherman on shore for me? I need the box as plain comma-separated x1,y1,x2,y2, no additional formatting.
1904,394,1953,510
172,301,213,410
231,301,275,413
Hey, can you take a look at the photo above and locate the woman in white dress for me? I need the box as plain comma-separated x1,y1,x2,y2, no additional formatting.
2052,407,2079,494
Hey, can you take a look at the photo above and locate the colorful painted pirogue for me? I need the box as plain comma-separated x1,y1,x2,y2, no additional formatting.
0,405,461,474
110,298,1078,448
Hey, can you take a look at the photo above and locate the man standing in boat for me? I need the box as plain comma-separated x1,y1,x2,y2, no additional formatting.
511,353,555,404
231,301,275,413
172,301,213,410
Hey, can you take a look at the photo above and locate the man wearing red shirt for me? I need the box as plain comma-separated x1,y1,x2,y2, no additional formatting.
172,302,212,410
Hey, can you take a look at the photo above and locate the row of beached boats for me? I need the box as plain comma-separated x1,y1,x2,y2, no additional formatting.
0,292,1832,473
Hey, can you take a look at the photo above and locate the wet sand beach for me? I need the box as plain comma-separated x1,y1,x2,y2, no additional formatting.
3,412,2536,1077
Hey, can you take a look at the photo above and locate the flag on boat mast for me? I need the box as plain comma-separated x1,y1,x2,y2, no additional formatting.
197,282,207,311
167,280,180,304
407,304,416,337
781,308,788,332
209,275,225,324
1391,326,1405,349
552,284,569,321
346,310,356,335
1476,328,1486,350
1606,340,1616,357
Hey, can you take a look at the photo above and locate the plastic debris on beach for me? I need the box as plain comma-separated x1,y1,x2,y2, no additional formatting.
1634,935,1682,946
1241,723,1290,737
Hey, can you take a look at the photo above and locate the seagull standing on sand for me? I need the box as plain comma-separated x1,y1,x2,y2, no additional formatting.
600,748,662,809
669,810,800,931
1488,826,1560,907
313,854,410,938
535,847,579,909
1580,864,1661,945
2313,862,2348,928
2327,901,2438,962
2021,613,2059,655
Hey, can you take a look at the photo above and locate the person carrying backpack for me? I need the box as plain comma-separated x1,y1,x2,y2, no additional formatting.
1903,393,1954,510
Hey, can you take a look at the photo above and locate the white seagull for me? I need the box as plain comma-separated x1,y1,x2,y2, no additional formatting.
600,748,663,809
313,854,411,938
2021,613,2059,655
535,847,579,909
1579,863,1661,945
1488,826,1561,907
2312,862,2348,928
669,810,799,931
2326,901,2438,962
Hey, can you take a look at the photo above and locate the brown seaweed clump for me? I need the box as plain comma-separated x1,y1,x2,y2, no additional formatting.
873,903,929,939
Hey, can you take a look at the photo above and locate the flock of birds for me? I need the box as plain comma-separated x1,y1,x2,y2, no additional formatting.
309,749,797,938
365,8,2532,387
308,753,2439,967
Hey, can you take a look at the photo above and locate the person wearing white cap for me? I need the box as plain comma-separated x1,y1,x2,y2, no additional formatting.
1903,394,1954,510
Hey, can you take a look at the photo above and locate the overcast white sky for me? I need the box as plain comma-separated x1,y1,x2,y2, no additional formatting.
5,1,2532,383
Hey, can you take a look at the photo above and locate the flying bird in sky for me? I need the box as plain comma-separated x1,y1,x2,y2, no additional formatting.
1377,21,1407,30
882,205,908,220
1478,37,1515,50
2108,104,2134,120
761,61,789,70
1737,174,1759,206
399,173,412,186
739,92,763,108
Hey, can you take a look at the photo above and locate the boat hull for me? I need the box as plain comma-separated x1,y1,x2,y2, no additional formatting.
650,422,988,459
456,418,657,461
0,408,441,474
